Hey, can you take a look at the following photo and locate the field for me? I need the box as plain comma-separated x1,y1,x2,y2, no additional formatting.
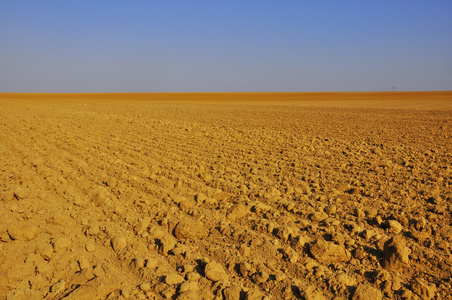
0,92,451,300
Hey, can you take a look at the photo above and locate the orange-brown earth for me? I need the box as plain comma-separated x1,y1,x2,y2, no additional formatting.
0,92,451,300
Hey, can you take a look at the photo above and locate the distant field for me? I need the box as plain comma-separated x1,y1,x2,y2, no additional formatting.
1,92,451,299
1,91,452,109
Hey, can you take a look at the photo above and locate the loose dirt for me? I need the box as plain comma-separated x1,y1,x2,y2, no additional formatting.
0,92,451,299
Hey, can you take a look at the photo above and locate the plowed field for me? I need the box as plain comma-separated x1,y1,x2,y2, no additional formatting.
1,92,451,300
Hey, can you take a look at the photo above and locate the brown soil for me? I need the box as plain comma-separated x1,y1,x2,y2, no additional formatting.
0,92,451,300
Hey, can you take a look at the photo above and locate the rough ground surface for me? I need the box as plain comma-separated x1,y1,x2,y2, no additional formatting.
0,92,451,300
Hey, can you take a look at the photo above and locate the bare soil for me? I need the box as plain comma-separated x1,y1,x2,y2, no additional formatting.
1,92,451,300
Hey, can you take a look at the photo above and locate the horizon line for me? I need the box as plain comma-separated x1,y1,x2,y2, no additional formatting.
2,90,452,95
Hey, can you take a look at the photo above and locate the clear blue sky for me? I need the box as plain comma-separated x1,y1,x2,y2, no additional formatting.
1,1,451,92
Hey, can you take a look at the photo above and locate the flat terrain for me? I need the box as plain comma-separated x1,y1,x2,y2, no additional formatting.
0,92,451,300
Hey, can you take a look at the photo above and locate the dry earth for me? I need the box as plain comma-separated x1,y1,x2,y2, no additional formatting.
0,92,451,300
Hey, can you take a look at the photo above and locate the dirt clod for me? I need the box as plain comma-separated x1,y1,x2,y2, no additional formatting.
309,239,351,264
205,261,229,282
223,286,242,300
383,235,410,271
7,224,39,241
173,218,208,240
410,278,437,300
165,273,185,285
352,283,383,300
53,236,71,252
110,235,127,251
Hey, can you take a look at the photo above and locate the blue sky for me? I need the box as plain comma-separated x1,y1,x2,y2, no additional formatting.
1,1,451,92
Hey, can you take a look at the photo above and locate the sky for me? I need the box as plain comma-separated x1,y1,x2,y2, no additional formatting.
1,1,452,93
